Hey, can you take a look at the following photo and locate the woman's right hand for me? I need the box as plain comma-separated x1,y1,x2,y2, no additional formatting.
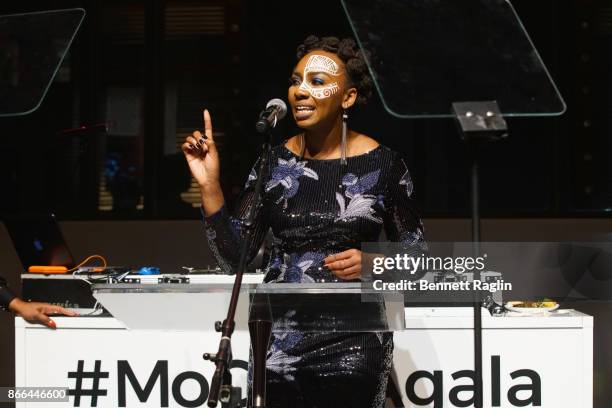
182,109,220,188
8,298,78,329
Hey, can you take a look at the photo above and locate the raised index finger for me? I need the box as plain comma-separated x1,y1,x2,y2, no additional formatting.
203,109,213,140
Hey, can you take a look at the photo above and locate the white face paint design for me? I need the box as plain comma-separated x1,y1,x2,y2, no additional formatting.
298,54,340,99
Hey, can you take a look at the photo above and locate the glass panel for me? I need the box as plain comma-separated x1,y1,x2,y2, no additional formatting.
341,0,566,118
251,283,405,332
0,9,85,117
93,283,405,332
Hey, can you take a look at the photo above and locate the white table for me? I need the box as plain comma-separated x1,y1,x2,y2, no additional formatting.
15,307,592,407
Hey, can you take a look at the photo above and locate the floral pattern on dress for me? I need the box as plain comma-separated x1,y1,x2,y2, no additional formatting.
244,167,258,189
266,343,301,381
265,157,318,208
273,251,325,283
267,311,303,381
400,226,428,252
335,170,383,224
399,162,414,198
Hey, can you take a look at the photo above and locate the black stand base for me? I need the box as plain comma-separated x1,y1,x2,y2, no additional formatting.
453,100,509,408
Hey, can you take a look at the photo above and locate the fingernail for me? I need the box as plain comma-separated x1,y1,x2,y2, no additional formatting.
189,144,195,150
203,134,208,140
49,320,56,329
199,138,205,144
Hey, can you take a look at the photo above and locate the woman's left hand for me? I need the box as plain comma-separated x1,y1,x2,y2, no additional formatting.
324,249,362,280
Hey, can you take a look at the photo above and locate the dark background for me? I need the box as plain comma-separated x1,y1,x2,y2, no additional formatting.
0,0,610,219
1,0,611,407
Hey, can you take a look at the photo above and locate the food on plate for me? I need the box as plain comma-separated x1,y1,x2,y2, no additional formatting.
506,297,559,310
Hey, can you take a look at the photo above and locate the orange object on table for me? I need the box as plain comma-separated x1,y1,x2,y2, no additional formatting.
27,265,69,274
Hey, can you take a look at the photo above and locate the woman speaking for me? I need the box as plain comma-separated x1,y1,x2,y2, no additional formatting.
183,35,424,407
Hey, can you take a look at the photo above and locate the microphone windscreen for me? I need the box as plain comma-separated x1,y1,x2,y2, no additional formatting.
266,98,287,120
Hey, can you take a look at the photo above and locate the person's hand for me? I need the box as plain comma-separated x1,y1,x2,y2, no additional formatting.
8,298,78,329
182,109,220,188
324,249,362,280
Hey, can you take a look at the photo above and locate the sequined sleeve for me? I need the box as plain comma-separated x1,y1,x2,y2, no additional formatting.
203,157,270,274
0,274,16,311
382,153,426,250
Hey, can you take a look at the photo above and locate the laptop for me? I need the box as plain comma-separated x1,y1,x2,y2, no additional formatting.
3,213,75,270
3,213,106,309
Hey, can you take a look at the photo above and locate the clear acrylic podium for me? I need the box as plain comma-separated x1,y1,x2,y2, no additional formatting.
92,282,405,333
93,281,405,407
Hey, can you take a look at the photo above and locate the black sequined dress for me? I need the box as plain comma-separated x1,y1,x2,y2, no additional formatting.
204,142,424,407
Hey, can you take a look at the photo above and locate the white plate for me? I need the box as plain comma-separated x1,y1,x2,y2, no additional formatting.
505,301,559,314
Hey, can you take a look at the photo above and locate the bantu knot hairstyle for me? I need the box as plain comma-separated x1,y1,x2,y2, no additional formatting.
296,35,373,105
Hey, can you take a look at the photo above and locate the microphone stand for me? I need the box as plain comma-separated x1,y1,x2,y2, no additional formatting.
452,101,508,408
204,125,274,408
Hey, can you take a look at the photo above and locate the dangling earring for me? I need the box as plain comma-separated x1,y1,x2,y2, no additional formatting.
341,108,348,165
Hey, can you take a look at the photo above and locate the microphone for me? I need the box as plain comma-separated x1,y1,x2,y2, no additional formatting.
256,98,287,134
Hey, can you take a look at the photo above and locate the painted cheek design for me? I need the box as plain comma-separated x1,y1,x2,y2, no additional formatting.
300,82,340,99
299,54,341,100
310,84,340,99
